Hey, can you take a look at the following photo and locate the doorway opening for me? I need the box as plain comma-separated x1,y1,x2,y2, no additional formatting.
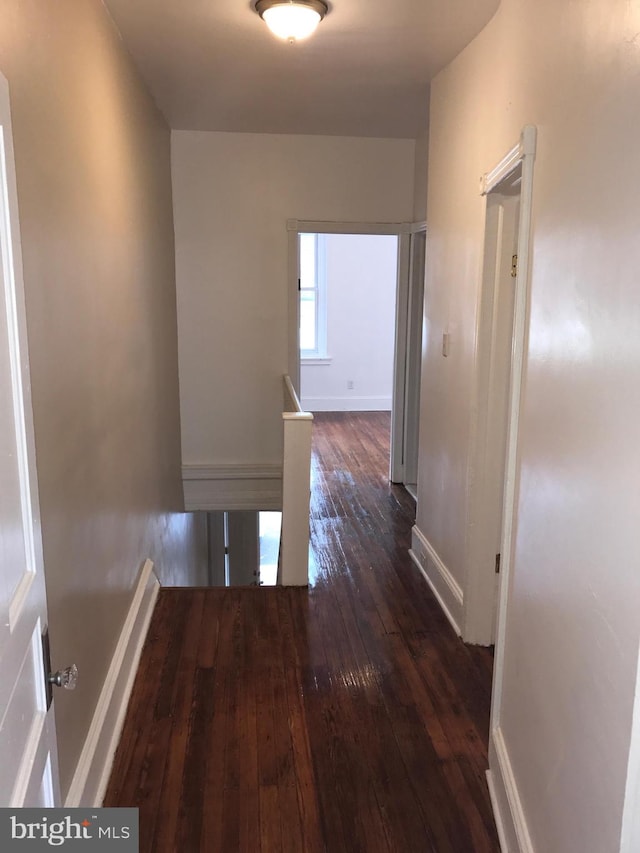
299,232,397,410
287,220,425,493
464,128,536,653
465,167,522,646
182,510,283,588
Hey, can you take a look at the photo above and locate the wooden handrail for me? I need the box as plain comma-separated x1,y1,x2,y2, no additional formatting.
283,374,305,414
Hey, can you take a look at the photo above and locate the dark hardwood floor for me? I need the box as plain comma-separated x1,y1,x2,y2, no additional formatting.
105,411,499,852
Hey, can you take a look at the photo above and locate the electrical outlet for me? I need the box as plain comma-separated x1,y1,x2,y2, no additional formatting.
347,380,354,390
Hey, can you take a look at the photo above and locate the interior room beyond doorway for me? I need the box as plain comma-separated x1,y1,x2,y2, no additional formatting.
299,232,399,414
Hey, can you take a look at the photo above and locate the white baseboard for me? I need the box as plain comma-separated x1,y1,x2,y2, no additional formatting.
300,396,392,412
488,726,535,853
65,559,160,807
487,767,511,853
182,464,283,511
404,482,417,501
409,525,463,636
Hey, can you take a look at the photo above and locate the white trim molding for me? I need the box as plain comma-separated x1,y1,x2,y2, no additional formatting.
481,126,537,852
390,231,412,484
300,395,392,412
489,124,537,720
488,727,535,853
481,126,537,196
65,560,159,807
409,525,463,636
182,463,283,511
287,218,413,235
300,357,332,366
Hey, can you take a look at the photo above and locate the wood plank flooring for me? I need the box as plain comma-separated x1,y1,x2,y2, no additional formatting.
105,411,499,852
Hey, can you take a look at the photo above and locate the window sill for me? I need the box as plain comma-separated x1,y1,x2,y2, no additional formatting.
301,357,332,366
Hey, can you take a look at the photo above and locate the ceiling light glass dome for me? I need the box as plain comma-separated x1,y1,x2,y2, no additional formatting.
255,1,328,42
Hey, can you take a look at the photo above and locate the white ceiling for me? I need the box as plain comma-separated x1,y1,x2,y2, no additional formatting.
104,0,499,139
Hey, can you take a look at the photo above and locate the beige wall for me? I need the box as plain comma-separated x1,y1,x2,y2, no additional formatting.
172,130,415,468
412,114,429,222
419,0,640,849
0,1,203,797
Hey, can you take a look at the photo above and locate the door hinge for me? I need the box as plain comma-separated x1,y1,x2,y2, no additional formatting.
510,254,518,278
298,277,301,291
495,553,501,574
42,627,53,710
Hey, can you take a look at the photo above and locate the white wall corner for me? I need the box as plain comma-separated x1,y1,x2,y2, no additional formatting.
408,525,464,636
182,464,283,511
65,559,160,807
488,727,535,853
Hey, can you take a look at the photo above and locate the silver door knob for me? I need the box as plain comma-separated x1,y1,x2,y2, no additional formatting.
48,664,78,690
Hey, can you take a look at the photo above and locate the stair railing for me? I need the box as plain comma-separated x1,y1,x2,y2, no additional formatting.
280,375,313,585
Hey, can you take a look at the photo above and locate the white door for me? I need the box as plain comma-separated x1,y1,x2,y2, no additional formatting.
0,73,61,807
484,186,520,639
465,167,522,645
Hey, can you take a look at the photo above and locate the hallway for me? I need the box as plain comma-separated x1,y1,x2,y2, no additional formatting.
105,412,499,851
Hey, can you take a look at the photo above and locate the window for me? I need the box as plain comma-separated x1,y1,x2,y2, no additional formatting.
299,233,327,359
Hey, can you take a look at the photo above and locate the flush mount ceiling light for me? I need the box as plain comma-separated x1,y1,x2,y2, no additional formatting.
255,0,328,43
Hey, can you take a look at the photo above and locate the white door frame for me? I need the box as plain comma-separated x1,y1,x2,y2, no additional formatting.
464,127,537,646
480,126,537,853
286,219,422,483
402,225,426,491
463,172,522,646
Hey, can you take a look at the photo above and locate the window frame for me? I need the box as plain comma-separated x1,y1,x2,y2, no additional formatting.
299,233,328,361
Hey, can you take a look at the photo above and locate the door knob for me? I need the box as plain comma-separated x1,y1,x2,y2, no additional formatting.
48,664,78,690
